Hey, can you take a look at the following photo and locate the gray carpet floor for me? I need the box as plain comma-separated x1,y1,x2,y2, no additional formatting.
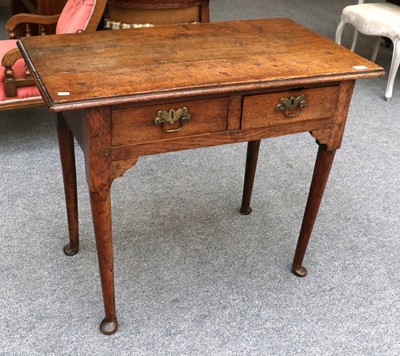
1,1,400,355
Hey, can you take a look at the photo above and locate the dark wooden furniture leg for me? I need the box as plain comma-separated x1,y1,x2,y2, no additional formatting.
90,190,118,335
292,144,336,277
240,140,261,215
55,113,79,256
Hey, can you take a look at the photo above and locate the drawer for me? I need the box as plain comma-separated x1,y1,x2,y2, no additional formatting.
111,98,230,146
241,86,340,130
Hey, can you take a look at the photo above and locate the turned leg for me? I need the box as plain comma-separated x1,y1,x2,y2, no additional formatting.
90,190,118,335
55,113,79,256
292,144,336,277
240,140,261,215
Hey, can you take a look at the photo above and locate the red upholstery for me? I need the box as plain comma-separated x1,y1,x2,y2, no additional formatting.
56,0,97,34
0,40,40,101
0,82,40,102
1,0,97,101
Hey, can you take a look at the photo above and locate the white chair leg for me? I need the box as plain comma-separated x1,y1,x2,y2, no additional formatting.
371,36,381,62
385,40,400,101
350,28,359,52
335,20,346,45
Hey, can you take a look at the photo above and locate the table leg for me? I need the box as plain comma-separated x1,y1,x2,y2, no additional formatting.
90,189,118,335
292,144,336,277
240,140,261,215
55,113,79,256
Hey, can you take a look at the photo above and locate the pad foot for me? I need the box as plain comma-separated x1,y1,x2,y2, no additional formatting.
100,318,118,335
240,206,252,215
63,243,79,256
292,265,308,277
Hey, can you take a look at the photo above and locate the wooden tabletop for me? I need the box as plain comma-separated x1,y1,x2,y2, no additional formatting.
18,18,384,112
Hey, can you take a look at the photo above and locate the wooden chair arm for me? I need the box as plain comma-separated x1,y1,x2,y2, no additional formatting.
1,47,35,97
1,48,22,68
5,13,60,39
6,13,60,38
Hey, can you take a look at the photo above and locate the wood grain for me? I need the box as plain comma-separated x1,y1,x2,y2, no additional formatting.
242,86,340,130
18,18,384,111
111,97,229,145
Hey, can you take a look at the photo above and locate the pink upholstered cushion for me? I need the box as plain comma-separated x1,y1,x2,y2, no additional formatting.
0,39,40,100
56,0,96,34
0,82,40,101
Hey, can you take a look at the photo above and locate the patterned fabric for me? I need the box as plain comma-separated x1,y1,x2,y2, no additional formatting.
104,19,198,30
104,19,154,30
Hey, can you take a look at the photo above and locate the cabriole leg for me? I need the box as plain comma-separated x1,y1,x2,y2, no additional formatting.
385,39,400,101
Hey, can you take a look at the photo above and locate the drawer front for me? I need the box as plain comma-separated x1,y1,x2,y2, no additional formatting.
112,98,229,146
242,86,340,130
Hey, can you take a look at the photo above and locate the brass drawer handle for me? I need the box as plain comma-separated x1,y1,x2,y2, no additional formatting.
276,95,307,118
154,107,191,133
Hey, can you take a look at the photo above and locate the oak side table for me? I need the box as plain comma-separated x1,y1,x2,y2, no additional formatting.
18,18,384,334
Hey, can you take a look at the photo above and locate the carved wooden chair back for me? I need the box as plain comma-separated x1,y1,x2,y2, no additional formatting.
0,0,108,110
105,0,210,29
